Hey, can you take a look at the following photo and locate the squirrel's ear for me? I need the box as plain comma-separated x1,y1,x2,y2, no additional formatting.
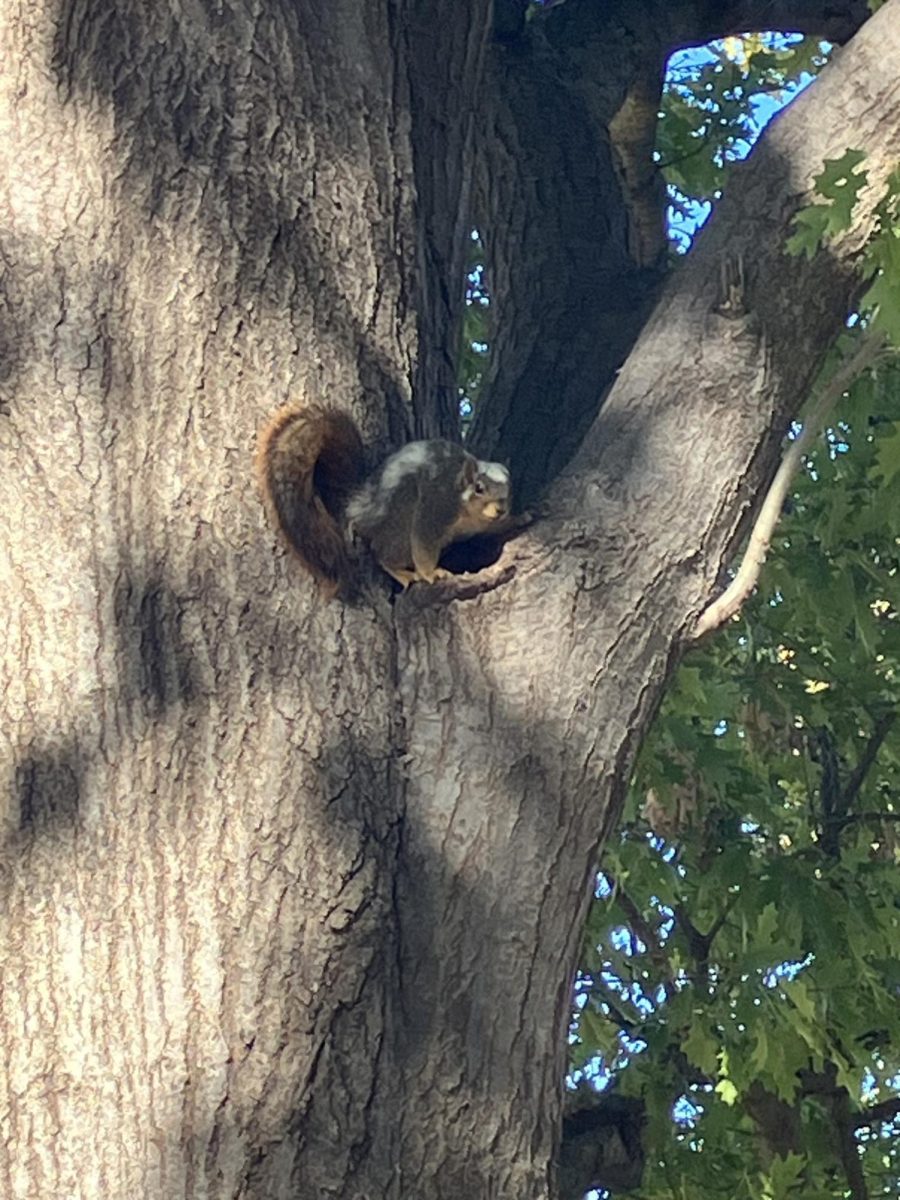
458,455,478,489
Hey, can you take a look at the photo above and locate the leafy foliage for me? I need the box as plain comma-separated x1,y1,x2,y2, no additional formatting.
571,33,900,1200
787,154,900,344
574,355,900,1198
660,35,830,252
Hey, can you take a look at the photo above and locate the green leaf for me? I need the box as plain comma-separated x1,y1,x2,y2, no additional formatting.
814,149,867,201
765,1152,807,1200
755,902,779,947
787,150,868,256
683,1021,720,1076
573,42,900,1200
786,205,830,259
785,977,816,1024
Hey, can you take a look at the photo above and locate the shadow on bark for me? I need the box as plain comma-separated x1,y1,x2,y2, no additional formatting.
4,568,202,848
114,572,200,714
49,0,443,449
12,736,85,832
470,1,669,505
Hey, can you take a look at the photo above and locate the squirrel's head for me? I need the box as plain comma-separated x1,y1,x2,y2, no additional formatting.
460,456,510,525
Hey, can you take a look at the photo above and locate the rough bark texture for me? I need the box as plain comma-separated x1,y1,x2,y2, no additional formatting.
470,0,870,503
0,1,897,1199
470,0,671,504
0,1,443,1194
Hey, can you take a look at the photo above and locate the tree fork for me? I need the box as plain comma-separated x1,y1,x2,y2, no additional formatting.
1,2,899,1199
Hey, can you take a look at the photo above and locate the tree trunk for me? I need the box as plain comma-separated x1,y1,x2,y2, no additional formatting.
0,2,897,1198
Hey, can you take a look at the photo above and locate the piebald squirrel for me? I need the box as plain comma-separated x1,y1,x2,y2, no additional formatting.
257,404,512,597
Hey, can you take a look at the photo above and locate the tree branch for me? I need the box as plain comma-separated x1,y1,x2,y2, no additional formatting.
853,1096,900,1130
814,726,844,856
558,1094,646,1200
693,333,888,640
744,1080,804,1160
688,1,870,45
829,1086,870,1200
704,896,738,946
607,874,677,999
593,981,638,1033
471,3,673,501
472,0,872,501
817,710,897,855
672,894,740,982
842,711,897,813
798,1066,879,1197
542,0,900,686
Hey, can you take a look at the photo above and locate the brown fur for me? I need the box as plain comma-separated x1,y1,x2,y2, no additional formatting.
256,405,364,597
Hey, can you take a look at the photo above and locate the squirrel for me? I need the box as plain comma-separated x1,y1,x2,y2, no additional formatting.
257,404,513,598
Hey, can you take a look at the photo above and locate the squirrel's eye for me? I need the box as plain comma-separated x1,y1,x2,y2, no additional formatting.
473,480,485,495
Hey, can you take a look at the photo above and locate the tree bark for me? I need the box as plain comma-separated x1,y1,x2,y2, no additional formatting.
470,0,870,503
1,2,898,1199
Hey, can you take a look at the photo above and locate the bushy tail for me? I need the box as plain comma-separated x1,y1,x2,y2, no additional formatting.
257,405,364,597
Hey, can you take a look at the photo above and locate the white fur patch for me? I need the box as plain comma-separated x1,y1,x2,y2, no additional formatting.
380,441,431,491
477,460,509,485
344,491,373,528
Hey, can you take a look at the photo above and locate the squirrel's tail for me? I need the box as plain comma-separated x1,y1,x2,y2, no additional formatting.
257,404,365,597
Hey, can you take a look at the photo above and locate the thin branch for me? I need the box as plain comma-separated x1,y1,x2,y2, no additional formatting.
853,1096,900,1129
841,712,897,813
606,874,664,954
830,1087,871,1200
657,136,717,174
800,1067,870,1199
673,896,738,979
606,873,677,999
744,1080,803,1158
593,981,637,1033
673,903,713,979
664,1044,715,1089
704,895,738,945
799,1068,842,1097
693,333,888,639
819,710,897,855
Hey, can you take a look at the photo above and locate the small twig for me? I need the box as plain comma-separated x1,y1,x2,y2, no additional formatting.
841,712,897,813
704,895,737,946
674,896,738,980
693,332,888,640
593,981,637,1033
820,711,897,855
606,872,677,999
